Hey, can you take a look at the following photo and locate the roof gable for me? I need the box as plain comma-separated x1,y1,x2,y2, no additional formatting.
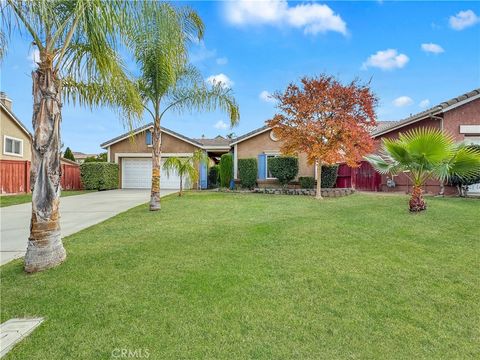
373,88,480,137
101,123,203,149
0,102,32,138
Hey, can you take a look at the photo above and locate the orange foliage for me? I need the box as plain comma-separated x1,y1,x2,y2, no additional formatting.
267,74,377,167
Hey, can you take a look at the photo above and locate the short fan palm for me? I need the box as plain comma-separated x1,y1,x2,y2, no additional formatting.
163,151,208,197
365,128,480,212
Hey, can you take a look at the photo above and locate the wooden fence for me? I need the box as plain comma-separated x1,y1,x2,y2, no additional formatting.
0,159,82,194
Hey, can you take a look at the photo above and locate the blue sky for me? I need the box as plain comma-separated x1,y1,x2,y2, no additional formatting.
1,1,479,153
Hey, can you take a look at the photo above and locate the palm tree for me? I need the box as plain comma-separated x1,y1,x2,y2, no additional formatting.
365,128,480,212
2,0,143,272
128,2,240,211
163,150,208,196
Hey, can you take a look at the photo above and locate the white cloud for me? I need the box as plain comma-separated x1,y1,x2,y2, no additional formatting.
259,90,275,103
214,120,229,130
190,42,216,63
419,99,430,108
362,49,409,70
27,48,40,68
421,43,444,54
206,73,234,89
216,57,228,65
449,10,479,30
393,96,414,107
224,0,347,36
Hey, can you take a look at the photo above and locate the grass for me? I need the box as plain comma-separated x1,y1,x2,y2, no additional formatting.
0,190,92,207
1,193,479,359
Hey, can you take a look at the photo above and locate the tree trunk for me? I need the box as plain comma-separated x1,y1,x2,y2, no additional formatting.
24,65,66,273
409,185,427,212
315,159,323,200
179,176,183,196
149,117,161,211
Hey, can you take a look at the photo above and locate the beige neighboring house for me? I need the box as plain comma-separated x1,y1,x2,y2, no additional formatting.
0,92,32,162
1,92,83,194
72,151,97,164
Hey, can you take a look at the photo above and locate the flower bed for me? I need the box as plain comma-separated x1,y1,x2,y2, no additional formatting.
252,188,355,197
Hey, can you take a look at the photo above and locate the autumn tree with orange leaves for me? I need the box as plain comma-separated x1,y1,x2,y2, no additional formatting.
267,74,377,199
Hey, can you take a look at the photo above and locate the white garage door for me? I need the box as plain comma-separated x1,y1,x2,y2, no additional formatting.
122,158,191,189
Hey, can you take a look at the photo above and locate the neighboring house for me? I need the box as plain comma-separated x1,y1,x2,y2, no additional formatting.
0,93,82,194
101,88,480,193
1,92,31,162
72,151,98,164
371,88,480,194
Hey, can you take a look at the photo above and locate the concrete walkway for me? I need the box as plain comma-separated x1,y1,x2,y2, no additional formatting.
0,189,176,266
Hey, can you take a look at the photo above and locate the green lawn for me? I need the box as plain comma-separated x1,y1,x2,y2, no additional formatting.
1,193,479,359
0,190,92,207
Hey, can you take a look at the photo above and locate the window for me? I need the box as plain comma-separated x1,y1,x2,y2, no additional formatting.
3,136,23,157
266,154,279,179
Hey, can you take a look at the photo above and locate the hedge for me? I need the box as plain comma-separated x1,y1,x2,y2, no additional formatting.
219,153,233,188
321,164,339,188
238,158,257,189
299,176,315,189
80,162,118,190
269,156,298,186
208,165,220,188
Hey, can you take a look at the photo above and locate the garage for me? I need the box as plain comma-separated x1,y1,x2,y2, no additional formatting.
122,157,190,189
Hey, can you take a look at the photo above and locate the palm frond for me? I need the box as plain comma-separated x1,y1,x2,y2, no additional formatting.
163,82,240,126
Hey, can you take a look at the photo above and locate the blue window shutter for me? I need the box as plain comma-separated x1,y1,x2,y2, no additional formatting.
146,131,152,145
258,154,266,180
200,162,208,189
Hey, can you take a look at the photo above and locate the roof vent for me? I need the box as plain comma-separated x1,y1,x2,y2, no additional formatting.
0,91,13,111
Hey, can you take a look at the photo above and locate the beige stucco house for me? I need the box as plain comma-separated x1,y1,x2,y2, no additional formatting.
0,93,32,162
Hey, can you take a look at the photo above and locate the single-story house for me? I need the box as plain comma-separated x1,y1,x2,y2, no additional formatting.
101,88,480,193
371,88,480,194
0,92,82,194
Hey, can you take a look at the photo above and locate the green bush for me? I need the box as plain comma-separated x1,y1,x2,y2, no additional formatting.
299,176,315,189
219,153,233,188
238,158,257,189
80,162,118,190
208,165,220,188
269,156,298,186
321,164,339,188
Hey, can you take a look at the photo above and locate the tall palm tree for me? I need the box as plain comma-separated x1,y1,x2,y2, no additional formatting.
128,2,240,211
163,150,208,196
365,128,480,212
2,0,143,272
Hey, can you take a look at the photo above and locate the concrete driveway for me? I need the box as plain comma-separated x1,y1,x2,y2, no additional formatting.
0,189,176,266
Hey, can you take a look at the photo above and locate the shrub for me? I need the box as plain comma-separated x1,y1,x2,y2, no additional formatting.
219,153,233,188
321,164,339,188
299,176,315,189
238,158,257,189
269,156,298,186
208,165,220,188
80,162,118,190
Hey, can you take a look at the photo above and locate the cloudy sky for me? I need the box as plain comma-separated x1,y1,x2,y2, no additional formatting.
1,1,479,153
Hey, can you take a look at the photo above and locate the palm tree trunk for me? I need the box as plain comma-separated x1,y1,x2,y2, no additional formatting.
149,117,161,211
24,64,66,273
409,185,427,212
315,159,323,200
179,176,183,196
